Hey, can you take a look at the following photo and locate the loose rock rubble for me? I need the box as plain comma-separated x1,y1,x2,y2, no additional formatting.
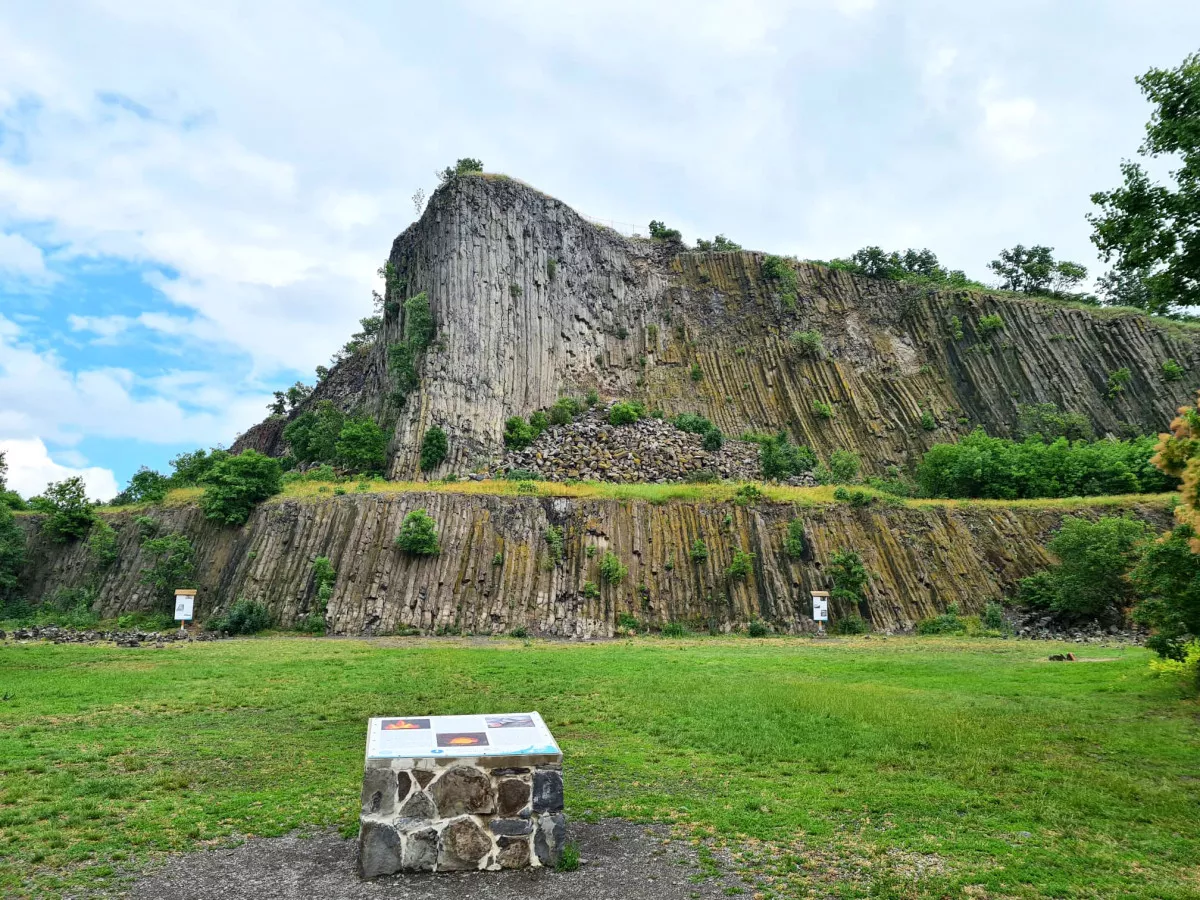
490,408,763,483
1014,614,1146,644
3,625,223,646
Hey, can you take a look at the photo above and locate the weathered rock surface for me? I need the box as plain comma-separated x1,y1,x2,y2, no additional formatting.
233,174,1200,480
492,408,763,483
15,493,1173,635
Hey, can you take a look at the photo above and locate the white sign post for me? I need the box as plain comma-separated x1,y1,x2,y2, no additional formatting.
811,590,829,635
174,589,196,630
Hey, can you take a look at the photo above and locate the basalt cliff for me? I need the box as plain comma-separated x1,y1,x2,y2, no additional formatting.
237,174,1200,479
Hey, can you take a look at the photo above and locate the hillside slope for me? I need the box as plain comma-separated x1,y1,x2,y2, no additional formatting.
233,174,1200,479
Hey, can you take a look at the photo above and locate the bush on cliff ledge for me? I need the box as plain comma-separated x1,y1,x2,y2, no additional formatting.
199,451,283,526
396,509,440,556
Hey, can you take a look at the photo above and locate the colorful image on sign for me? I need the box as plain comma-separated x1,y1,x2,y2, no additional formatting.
485,714,535,729
381,718,430,731
436,732,489,747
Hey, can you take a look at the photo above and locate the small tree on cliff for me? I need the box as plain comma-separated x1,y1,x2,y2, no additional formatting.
33,477,96,543
419,426,448,472
438,158,483,184
199,451,283,526
396,509,440,556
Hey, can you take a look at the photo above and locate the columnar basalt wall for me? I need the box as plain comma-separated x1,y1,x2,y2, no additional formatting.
16,493,1173,635
234,174,1200,479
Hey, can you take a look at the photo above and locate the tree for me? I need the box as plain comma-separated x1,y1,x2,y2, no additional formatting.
0,451,23,511
284,401,345,465
34,477,95,543
648,220,683,243
199,451,283,526
695,234,742,251
988,244,1088,297
1131,525,1200,659
438,158,483,184
112,467,171,506
335,417,388,474
0,499,24,606
1088,51,1200,316
139,532,196,608
395,509,440,555
169,448,230,486
419,426,448,472
1149,391,1200,545
830,550,868,605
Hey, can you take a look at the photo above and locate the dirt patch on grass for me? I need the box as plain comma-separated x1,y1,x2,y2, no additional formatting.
127,820,743,900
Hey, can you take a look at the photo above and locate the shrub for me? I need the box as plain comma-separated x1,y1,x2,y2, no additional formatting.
503,416,537,450
88,520,119,568
789,329,823,356
832,614,869,635
690,363,704,382
982,601,1007,632
685,468,720,484
673,413,713,434
759,432,817,480
977,313,1004,335
785,519,805,559
1131,524,1200,660
209,598,273,635
492,552,504,566
833,486,874,507
544,526,566,565
748,620,769,637
297,556,336,634
662,622,689,637
35,477,95,543
284,401,345,465
199,451,283,526
546,258,557,280
617,612,641,631
1107,366,1132,397
509,625,529,638
168,448,230,486
134,515,159,539
733,483,764,506
599,551,628,584
916,429,1173,499
811,400,834,419
762,255,799,308
690,539,709,563
830,549,868,605
949,315,965,340
0,502,26,607
1015,403,1094,443
419,426,448,472
1017,515,1151,620
438,158,483,182
702,428,724,451
335,417,388,474
826,450,861,484
916,602,967,635
727,549,754,579
648,220,682,242
608,401,645,426
139,533,196,609
112,467,170,506
395,509,440,555
1162,358,1185,382
582,581,600,600
549,396,583,425
920,410,936,432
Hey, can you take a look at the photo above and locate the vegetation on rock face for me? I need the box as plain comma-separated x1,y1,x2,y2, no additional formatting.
672,413,723,450
758,431,817,481
388,292,434,407
598,550,628,584
199,451,284,526
139,532,196,610
208,598,273,635
438,157,483,184
334,418,388,475
916,429,1173,500
648,220,683,243
784,519,806,559
607,400,644,426
988,246,1088,299
297,556,335,634
1015,402,1094,443
112,467,171,506
727,549,754,580
419,426,448,472
818,246,976,290
32,477,95,543
87,520,118,569
1088,51,1200,316
829,549,869,613
761,255,799,308
689,539,709,563
395,509,440,555
789,329,823,356
694,234,742,252
1018,516,1151,621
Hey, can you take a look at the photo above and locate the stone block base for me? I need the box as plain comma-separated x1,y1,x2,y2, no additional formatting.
358,762,566,877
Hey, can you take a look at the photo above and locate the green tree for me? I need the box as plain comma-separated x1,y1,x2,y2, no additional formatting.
759,432,817,480
0,451,24,511
35,477,95,543
988,245,1088,296
830,550,868,605
1018,516,1151,620
419,426,448,472
284,401,345,465
1089,51,1200,316
785,519,806,559
199,451,283,526
1131,525,1200,659
168,448,230,486
112,467,171,506
336,417,388,474
396,509,440,555
88,520,119,569
599,551,628,584
438,158,483,183
648,220,683,242
139,532,196,609
0,501,24,606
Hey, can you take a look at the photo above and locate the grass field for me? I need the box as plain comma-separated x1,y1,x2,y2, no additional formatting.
1,635,1197,899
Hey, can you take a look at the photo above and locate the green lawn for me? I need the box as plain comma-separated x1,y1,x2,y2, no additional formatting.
0,636,1197,899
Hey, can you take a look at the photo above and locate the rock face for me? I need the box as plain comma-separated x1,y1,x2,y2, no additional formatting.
15,493,1173,636
492,408,762,483
233,174,1200,480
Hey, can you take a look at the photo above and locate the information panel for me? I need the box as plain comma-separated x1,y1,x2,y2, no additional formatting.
366,711,561,760
174,591,195,622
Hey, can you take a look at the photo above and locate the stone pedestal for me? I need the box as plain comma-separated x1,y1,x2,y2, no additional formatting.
357,712,565,877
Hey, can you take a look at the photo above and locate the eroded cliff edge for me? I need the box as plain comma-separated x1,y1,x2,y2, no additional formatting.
234,174,1200,479
19,493,1172,636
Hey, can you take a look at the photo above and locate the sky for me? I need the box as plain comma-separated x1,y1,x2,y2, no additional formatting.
1,0,1198,500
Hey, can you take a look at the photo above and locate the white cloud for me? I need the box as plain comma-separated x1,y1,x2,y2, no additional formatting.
0,232,51,282
977,83,1047,163
0,437,119,501
68,314,135,342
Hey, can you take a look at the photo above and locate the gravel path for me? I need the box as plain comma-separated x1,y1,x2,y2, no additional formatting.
128,821,739,900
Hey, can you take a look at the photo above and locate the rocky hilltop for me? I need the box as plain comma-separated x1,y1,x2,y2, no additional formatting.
234,173,1200,480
